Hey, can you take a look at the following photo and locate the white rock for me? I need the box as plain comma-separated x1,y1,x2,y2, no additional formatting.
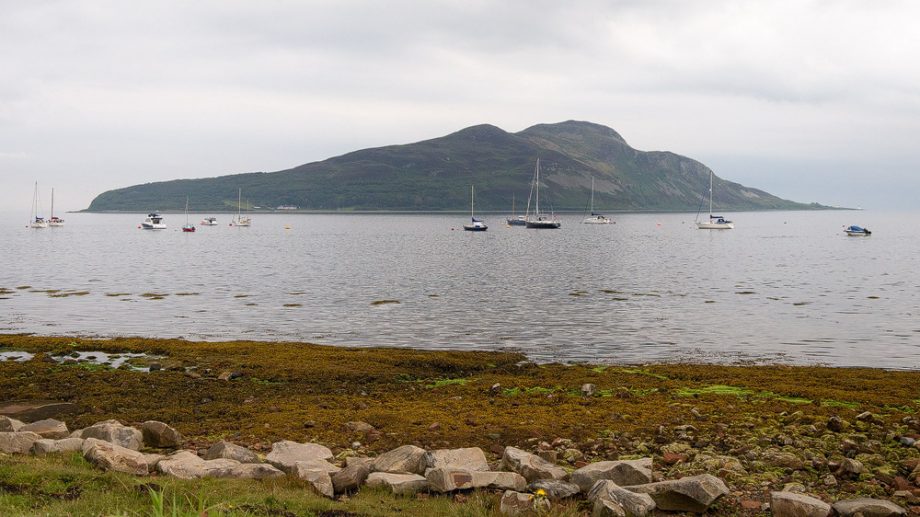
372,445,427,474
572,459,653,492
366,472,429,495
156,450,239,479
31,437,84,455
141,420,182,448
425,447,489,472
0,416,25,432
20,418,69,439
500,446,567,482
771,491,832,517
426,468,526,492
205,441,260,463
294,464,336,498
589,480,656,517
499,490,551,516
79,420,143,450
0,431,43,454
265,440,333,474
832,498,907,516
627,474,728,513
82,437,148,475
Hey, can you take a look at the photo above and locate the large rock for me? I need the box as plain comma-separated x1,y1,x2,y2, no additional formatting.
627,474,729,513
82,438,148,475
771,491,832,517
156,450,239,479
141,421,182,448
31,437,84,456
499,490,551,516
528,479,582,500
293,461,340,498
832,498,907,516
0,416,25,432
205,441,260,463
588,480,656,517
763,449,805,470
365,472,429,495
593,499,627,517
332,460,373,494
209,462,284,480
572,459,653,492
0,431,42,454
426,468,527,493
372,445,427,474
79,420,143,450
500,446,568,482
19,418,69,439
265,440,333,474
425,447,490,471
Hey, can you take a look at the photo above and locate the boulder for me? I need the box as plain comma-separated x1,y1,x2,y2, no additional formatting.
771,491,832,517
593,498,627,517
141,421,182,448
344,421,376,434
204,441,260,463
500,446,567,482
372,445,427,474
19,418,69,439
142,453,166,473
425,447,490,471
836,457,865,478
426,468,526,492
588,480,656,517
0,431,43,454
79,420,143,450
528,479,582,500
294,465,335,498
627,474,729,513
31,437,84,456
0,416,25,432
499,490,551,516
332,460,372,494
572,459,653,492
156,450,240,479
210,463,284,480
294,458,340,474
762,449,805,470
82,438,148,475
265,440,333,474
832,498,907,516
366,472,428,495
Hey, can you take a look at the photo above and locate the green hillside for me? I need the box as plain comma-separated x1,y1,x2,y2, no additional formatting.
86,121,816,212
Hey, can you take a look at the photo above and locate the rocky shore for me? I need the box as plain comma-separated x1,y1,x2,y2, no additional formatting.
2,335,920,515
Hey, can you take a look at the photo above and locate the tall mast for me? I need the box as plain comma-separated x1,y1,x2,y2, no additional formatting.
185,196,190,225
708,170,713,216
535,158,540,215
51,188,54,218
590,177,595,213
238,188,242,221
512,193,515,216
470,185,474,219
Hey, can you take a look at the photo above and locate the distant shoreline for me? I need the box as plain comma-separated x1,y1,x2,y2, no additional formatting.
74,205,851,215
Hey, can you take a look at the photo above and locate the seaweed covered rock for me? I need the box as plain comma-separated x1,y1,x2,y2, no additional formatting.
141,420,182,448
627,474,728,513
82,437,148,475
770,491,832,517
265,440,333,473
572,459,653,492
501,446,567,482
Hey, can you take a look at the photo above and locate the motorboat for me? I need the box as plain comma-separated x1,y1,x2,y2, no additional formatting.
141,212,166,230
844,225,871,236
200,217,218,226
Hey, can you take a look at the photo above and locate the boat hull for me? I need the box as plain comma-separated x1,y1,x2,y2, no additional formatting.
507,219,526,226
583,217,610,224
525,220,562,229
141,223,167,230
30,222,48,229
463,225,488,231
697,221,734,229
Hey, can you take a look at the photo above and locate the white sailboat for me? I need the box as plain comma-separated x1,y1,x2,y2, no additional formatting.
582,177,611,224
29,182,48,228
462,185,487,231
696,170,734,229
231,188,251,227
524,158,561,229
48,188,64,227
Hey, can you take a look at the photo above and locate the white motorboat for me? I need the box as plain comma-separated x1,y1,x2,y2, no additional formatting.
844,225,871,236
141,212,166,230
200,217,218,226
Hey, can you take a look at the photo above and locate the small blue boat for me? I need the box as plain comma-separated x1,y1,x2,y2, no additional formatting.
844,225,871,236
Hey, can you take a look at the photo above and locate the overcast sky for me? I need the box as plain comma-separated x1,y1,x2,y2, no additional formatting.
3,0,920,212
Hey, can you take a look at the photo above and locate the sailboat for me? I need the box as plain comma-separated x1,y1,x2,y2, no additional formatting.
231,188,251,227
182,197,196,232
506,193,526,226
29,182,48,228
524,158,561,229
463,185,487,231
696,170,734,229
582,177,611,224
48,188,64,227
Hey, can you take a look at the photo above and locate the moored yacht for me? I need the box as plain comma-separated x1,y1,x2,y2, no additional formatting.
200,217,218,226
141,212,166,230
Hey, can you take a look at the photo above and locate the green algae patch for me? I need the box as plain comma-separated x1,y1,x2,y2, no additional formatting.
48,290,90,298
105,292,131,297
175,292,200,296
371,299,400,306
822,399,860,409
677,385,756,397
426,378,470,389
614,367,669,380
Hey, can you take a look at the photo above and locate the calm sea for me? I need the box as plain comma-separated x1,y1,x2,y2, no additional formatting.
2,210,917,368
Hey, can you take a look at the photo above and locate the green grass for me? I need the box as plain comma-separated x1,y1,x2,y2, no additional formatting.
676,385,812,404
426,378,470,389
821,399,860,409
614,368,669,381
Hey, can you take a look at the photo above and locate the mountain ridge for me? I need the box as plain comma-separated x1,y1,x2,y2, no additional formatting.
86,121,823,212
